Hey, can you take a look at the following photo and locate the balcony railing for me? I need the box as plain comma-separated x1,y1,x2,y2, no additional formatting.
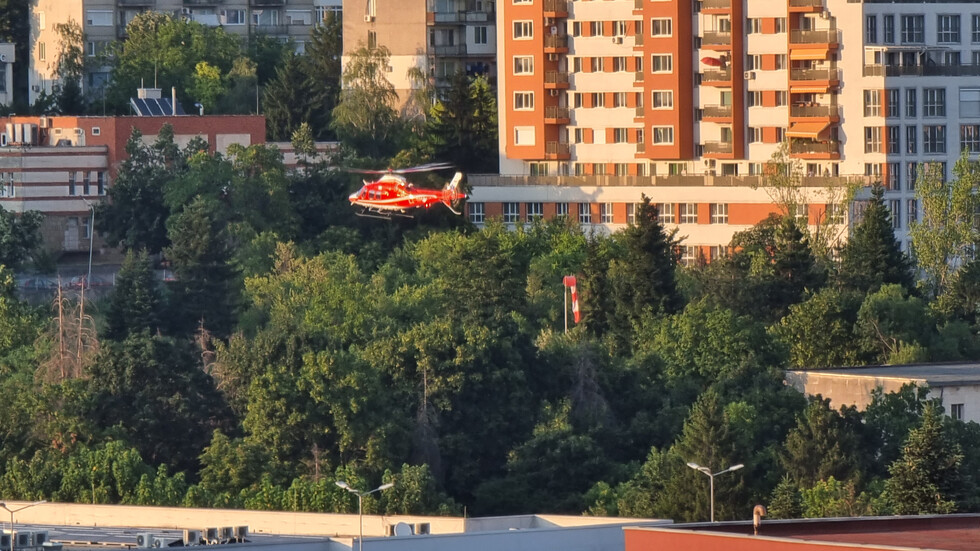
790,29,839,44
790,104,839,118
789,0,823,6
118,0,154,5
545,71,570,86
634,0,643,9
431,44,467,56
635,106,644,117
544,35,569,50
636,142,646,153
701,0,731,9
467,173,867,188
702,69,732,82
634,32,644,46
250,0,285,5
863,64,980,77
703,141,734,154
184,0,224,5
790,140,840,155
702,105,733,118
545,142,570,157
702,31,732,46
545,106,570,121
790,68,840,81
634,71,644,83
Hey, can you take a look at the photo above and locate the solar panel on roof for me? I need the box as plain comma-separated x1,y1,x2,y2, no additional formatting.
129,97,187,116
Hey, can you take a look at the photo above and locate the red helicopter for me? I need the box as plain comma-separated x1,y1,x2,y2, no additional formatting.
347,163,466,219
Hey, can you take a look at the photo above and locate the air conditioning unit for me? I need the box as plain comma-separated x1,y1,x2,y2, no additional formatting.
16,533,31,548
414,523,431,535
203,528,219,544
220,527,234,541
39,116,49,128
136,533,155,548
820,9,830,19
612,37,623,44
744,71,756,80
152,537,170,548
703,158,716,167
364,15,375,22
0,53,6,62
544,17,553,25
549,89,559,96
32,531,49,546
550,25,558,35
182,530,201,546
0,534,9,549
234,526,249,541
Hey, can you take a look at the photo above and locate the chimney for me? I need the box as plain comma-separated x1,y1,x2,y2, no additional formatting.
172,87,177,116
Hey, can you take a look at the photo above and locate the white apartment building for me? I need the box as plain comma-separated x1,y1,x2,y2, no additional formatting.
480,0,980,255
29,0,342,104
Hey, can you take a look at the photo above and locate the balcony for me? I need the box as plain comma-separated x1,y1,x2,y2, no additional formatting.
790,104,840,120
543,0,568,17
544,35,569,53
544,106,570,124
789,0,824,12
863,64,980,77
635,106,644,118
431,44,467,56
253,24,288,34
790,139,840,159
634,0,643,9
790,29,839,45
701,69,732,85
250,0,285,5
703,141,734,155
636,142,646,154
789,67,840,87
545,71,570,88
634,33,644,47
701,0,731,11
702,105,733,120
118,0,154,5
634,71,644,84
702,31,732,47
546,141,570,160
184,0,224,5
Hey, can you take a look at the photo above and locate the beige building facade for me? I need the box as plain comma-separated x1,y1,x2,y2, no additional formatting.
29,0,342,105
341,0,496,108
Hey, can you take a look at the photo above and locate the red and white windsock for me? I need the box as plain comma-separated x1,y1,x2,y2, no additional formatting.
563,275,580,323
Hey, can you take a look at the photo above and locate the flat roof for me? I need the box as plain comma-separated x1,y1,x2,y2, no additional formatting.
788,363,980,387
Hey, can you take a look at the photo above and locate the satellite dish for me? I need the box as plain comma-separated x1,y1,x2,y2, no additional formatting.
393,523,413,536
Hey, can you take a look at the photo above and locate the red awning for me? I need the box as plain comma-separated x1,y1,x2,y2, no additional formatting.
701,57,722,67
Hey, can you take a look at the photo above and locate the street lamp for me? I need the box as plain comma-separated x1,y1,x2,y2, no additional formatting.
686,462,743,522
335,481,394,551
81,198,95,290
0,501,47,551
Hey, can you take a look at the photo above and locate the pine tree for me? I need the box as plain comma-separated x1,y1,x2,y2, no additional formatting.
104,249,162,340
885,404,963,514
770,216,826,314
838,185,914,294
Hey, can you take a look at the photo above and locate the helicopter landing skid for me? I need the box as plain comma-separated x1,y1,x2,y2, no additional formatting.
355,209,414,220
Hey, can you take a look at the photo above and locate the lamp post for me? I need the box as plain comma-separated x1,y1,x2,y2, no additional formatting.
686,462,743,522
81,198,95,289
335,481,394,551
0,500,47,551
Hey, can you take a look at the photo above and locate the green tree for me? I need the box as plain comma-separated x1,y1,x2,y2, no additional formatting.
910,153,980,297
838,185,914,294
262,53,312,141
774,287,864,368
885,404,963,514
189,61,225,114
422,72,498,173
0,0,29,112
303,15,343,140
767,476,803,519
855,284,932,364
779,397,864,487
53,19,86,114
864,384,934,476
0,209,42,268
103,249,162,340
330,45,401,159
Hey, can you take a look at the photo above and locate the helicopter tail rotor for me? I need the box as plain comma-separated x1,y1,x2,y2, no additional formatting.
441,172,466,214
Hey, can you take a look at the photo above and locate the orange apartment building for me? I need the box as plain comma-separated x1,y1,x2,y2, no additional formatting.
480,0,980,258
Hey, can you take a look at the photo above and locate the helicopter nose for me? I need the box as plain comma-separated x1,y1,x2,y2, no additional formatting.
348,191,358,201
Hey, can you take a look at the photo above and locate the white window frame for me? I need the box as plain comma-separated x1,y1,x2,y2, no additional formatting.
652,90,673,109
469,202,485,224
503,202,520,223
526,202,544,221
710,203,728,224
652,126,674,144
514,91,534,110
600,203,614,223
650,18,672,37
651,54,672,73
514,56,533,75
513,20,533,40
578,204,592,224
679,203,698,224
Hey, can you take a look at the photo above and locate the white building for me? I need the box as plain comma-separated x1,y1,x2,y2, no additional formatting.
0,43,14,107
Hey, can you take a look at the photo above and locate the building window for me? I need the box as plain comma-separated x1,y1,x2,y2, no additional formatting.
889,199,902,229
367,31,377,49
627,203,638,224
747,91,762,107
650,18,672,36
82,215,91,239
503,202,520,223
905,88,917,117
657,203,675,223
613,128,628,143
474,26,488,44
886,162,901,191
556,203,569,218
514,91,534,110
865,127,882,153
951,403,964,421
710,203,728,224
526,202,543,221
937,14,961,43
886,88,900,117
613,92,628,107
923,125,947,154
901,14,924,44
680,245,698,267
225,9,246,24
864,90,882,116
679,203,698,224
907,162,919,190
775,18,787,33
38,42,45,62
776,91,788,106
652,90,673,109
887,126,900,153
514,126,535,146
513,21,533,39
963,124,980,152
907,198,918,226
600,203,613,223
85,10,113,26
578,203,592,224
974,15,980,43
906,125,918,154
68,172,76,195
826,203,845,224
866,15,878,44
83,172,90,195
795,204,809,225
962,88,980,118
651,54,672,73
652,126,674,144
514,56,533,74
748,127,763,143
466,203,486,224
883,14,895,43
923,88,946,117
